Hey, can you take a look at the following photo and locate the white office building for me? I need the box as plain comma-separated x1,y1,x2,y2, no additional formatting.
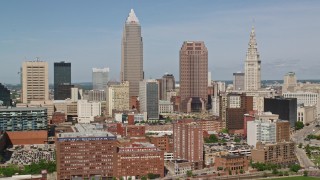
77,100,101,123
247,120,276,147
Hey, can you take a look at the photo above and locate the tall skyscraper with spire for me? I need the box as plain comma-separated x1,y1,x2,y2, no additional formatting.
244,26,261,91
121,9,143,98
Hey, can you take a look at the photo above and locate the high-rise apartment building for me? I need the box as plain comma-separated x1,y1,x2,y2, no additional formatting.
139,80,159,120
161,74,175,100
121,9,143,98
22,61,49,103
180,41,208,113
0,107,48,131
244,27,261,91
282,72,297,93
92,68,109,90
54,61,71,100
107,81,130,116
233,72,245,91
173,120,203,168
247,119,276,147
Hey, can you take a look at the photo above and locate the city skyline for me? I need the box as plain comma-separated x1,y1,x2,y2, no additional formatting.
1,0,320,84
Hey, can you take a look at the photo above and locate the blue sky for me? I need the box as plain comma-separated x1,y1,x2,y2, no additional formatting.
1,0,320,84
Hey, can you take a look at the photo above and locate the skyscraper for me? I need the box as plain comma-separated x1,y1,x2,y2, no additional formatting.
233,72,245,90
139,80,159,120
161,73,175,100
244,27,261,91
121,9,143,98
282,72,297,93
54,61,71,100
22,61,49,103
92,68,109,90
180,41,208,113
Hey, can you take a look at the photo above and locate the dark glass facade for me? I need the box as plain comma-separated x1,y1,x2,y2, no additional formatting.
54,62,71,100
264,97,297,128
147,82,159,119
0,83,11,106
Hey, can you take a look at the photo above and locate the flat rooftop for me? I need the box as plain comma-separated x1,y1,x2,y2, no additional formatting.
0,107,47,112
57,123,116,139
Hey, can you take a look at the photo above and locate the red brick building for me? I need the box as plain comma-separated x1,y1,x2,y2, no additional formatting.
6,131,48,145
148,135,172,152
173,120,203,169
214,154,249,175
116,142,164,178
51,112,65,125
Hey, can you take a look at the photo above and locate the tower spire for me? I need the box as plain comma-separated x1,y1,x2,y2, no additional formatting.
126,9,139,24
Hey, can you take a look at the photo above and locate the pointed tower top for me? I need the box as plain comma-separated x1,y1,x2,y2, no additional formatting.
126,9,140,24
248,26,257,48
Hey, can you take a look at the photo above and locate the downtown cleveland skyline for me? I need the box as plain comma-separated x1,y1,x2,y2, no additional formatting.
1,0,320,84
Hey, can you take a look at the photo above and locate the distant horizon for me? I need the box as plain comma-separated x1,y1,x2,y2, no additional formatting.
1,1,320,84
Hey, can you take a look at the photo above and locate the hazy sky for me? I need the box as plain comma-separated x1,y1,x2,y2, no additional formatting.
1,0,320,84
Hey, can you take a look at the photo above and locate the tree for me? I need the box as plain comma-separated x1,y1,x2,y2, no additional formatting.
290,164,301,173
204,134,218,143
229,169,232,175
234,137,241,143
186,170,193,177
278,171,284,176
284,171,289,176
240,169,244,174
298,143,303,148
295,121,304,130
141,176,147,180
148,173,160,179
272,168,279,175
303,170,308,176
221,128,228,133
217,167,223,171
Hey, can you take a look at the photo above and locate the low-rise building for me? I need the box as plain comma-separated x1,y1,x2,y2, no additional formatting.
297,105,317,124
251,141,297,166
116,142,164,179
214,154,249,175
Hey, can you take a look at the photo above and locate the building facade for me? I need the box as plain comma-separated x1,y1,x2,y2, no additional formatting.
161,74,175,100
0,83,11,106
264,97,297,128
56,124,117,180
247,120,276,147
233,72,245,91
0,107,47,131
283,91,319,117
22,61,49,103
88,90,106,102
251,141,297,166
121,9,143,98
77,100,101,123
116,142,164,178
244,27,261,91
92,68,109,90
214,155,249,175
139,80,159,120
54,61,71,100
174,121,203,166
180,41,208,113
107,82,130,116
282,72,297,93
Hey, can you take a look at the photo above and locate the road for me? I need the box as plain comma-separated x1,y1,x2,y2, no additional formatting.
292,120,319,168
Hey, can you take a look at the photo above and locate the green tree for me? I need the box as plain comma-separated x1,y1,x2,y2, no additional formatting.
278,171,284,176
240,169,244,174
298,143,303,148
186,170,193,177
221,128,228,133
204,134,218,143
303,170,308,176
289,164,301,173
272,168,279,175
234,137,241,143
284,171,289,176
148,173,160,179
295,121,304,130
141,176,147,180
